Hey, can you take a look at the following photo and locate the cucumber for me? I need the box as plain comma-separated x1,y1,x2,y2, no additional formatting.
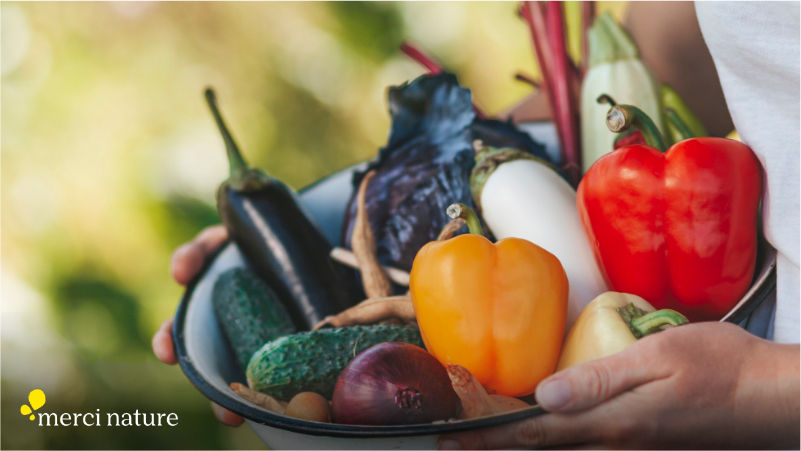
246,325,423,400
212,267,296,369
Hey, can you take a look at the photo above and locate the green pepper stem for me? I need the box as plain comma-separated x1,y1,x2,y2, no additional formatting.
628,308,689,338
204,88,250,177
605,104,668,151
665,107,695,141
446,203,484,236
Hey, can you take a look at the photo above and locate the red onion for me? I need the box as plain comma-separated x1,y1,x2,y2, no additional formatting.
331,342,461,425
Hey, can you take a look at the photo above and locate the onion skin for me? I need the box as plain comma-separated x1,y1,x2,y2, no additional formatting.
331,342,461,425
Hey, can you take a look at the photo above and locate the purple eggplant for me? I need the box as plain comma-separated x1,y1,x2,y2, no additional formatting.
205,89,359,330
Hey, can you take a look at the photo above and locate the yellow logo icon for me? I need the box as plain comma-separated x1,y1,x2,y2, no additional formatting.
20,389,46,421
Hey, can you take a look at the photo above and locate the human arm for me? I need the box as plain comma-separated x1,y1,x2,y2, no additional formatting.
151,225,244,427
439,322,799,449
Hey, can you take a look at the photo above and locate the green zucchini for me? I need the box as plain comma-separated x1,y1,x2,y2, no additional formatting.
212,267,296,369
246,325,423,400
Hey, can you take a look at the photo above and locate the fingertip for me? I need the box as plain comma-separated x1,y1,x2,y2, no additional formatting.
535,377,571,412
170,243,203,286
197,225,228,253
152,336,176,364
152,319,177,364
211,402,244,427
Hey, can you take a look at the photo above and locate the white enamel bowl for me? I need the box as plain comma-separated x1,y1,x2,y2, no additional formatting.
173,123,775,449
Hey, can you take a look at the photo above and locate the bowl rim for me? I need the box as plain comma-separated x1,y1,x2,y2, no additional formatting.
171,243,547,437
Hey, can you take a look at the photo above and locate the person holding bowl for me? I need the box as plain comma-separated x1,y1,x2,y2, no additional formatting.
153,2,799,448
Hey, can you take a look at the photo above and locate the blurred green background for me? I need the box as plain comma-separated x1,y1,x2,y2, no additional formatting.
1,2,624,448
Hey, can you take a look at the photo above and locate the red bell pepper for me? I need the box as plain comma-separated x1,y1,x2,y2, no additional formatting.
577,103,762,321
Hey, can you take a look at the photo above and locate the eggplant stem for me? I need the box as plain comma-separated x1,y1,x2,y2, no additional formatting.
605,104,668,151
446,203,484,236
204,88,249,177
665,107,695,141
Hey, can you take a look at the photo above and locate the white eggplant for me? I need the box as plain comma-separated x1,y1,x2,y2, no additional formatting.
471,147,606,327
580,12,663,173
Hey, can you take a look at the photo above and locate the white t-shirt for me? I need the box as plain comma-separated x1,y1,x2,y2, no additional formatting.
696,1,800,344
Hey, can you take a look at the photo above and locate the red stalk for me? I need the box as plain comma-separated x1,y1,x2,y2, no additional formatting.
400,41,443,74
545,2,581,183
519,2,554,93
520,1,580,185
399,41,486,119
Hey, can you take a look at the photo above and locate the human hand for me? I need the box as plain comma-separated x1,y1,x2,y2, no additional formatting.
439,322,799,449
151,225,244,427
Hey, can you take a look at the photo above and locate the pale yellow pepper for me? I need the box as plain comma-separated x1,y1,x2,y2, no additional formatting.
557,292,688,371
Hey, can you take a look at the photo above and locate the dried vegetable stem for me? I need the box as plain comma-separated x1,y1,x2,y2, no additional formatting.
330,247,410,286
446,364,497,419
437,218,467,241
446,365,532,419
352,170,392,298
312,295,415,331
231,382,286,414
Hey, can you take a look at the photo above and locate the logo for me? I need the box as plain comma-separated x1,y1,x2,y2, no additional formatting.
21,388,179,427
20,389,46,421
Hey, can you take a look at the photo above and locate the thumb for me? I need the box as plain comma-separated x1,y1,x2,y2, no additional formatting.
535,347,659,413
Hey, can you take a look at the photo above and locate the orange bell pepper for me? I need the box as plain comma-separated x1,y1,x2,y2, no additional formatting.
409,204,568,396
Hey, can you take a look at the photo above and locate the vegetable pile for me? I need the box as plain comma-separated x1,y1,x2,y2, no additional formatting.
341,72,550,272
194,2,763,427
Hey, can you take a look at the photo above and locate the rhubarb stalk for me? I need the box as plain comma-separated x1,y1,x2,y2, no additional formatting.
545,1,581,184
520,1,581,185
400,41,443,74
